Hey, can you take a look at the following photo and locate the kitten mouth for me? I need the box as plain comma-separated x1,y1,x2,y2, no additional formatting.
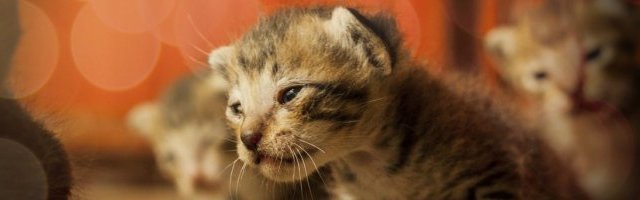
254,152,295,165
253,148,317,166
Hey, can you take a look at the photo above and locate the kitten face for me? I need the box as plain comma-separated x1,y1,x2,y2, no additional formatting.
210,7,391,182
128,73,235,196
485,2,639,110
149,122,234,196
577,5,639,106
486,23,581,112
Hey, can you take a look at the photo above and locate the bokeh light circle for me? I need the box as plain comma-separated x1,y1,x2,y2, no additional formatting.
174,0,260,71
6,0,59,99
89,0,176,33
0,139,47,200
71,6,161,91
152,5,179,46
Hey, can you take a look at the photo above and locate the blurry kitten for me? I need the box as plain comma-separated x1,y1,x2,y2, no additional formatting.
485,0,639,198
210,7,584,199
128,71,233,198
128,70,327,199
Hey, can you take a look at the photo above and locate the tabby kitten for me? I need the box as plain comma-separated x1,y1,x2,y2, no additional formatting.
129,70,232,198
210,7,584,199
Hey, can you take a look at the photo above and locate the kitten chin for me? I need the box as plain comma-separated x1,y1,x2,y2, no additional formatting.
238,144,313,182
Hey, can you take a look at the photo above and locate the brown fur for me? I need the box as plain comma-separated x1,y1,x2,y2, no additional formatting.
210,6,585,199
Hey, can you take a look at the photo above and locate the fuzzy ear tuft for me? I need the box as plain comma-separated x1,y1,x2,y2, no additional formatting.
208,46,233,79
127,102,160,137
325,7,359,37
208,46,233,67
485,26,517,63
324,7,392,75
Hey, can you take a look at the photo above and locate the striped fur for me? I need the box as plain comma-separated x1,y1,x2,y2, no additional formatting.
211,7,584,199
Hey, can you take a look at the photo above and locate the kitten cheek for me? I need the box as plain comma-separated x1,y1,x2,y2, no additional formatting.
236,143,255,164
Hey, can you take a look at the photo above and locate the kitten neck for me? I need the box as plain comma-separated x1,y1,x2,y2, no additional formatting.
354,59,439,163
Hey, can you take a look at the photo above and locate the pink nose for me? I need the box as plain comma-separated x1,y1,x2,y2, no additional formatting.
241,130,262,151
193,175,217,190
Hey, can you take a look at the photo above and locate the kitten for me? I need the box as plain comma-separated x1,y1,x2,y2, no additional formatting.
128,70,232,198
128,70,327,199
209,7,584,199
484,0,639,198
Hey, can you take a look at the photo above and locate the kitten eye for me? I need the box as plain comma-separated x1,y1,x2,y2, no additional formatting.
585,47,602,62
229,102,243,116
533,71,548,81
278,86,303,104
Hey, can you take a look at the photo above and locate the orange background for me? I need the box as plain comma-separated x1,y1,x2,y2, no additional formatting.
10,0,536,156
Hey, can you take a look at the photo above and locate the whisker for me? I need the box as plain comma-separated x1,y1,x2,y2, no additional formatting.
286,147,296,180
221,137,237,144
189,42,212,56
236,162,247,197
296,145,315,200
184,53,208,67
187,13,214,48
297,138,326,154
353,96,390,110
293,143,327,187
280,146,297,197
228,159,239,199
218,158,239,178
339,120,360,124
288,146,304,199
365,96,388,104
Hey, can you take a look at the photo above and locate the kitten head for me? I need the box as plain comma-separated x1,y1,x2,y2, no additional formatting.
485,1,639,111
209,7,399,182
127,72,234,196
575,1,640,106
485,22,580,112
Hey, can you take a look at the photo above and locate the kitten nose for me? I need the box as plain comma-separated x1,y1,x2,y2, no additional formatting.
241,130,262,151
193,175,211,190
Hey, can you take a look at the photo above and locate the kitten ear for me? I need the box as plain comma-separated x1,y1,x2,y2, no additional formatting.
208,46,233,80
127,102,160,137
324,7,392,76
485,26,517,64
485,26,520,88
